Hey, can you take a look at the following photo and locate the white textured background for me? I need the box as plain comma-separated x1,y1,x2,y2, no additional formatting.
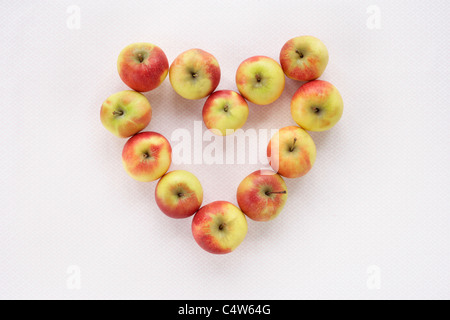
1,0,449,300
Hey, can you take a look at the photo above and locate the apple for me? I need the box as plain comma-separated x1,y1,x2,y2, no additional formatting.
122,131,172,182
202,90,249,136
155,170,203,219
237,170,288,221
235,56,285,105
291,80,343,131
100,90,152,138
117,42,169,92
267,126,316,179
169,49,221,100
279,36,329,81
192,201,248,254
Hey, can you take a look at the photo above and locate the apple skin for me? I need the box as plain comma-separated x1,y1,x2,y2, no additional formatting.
237,170,288,221
117,42,169,92
100,90,152,138
202,90,249,136
291,80,343,131
169,49,221,100
192,201,248,254
122,131,172,182
155,170,203,219
279,36,329,81
235,56,285,105
267,126,316,179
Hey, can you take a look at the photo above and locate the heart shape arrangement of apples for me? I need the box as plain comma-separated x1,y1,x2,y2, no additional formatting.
100,36,343,254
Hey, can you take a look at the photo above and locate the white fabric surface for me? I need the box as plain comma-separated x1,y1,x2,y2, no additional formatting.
1,0,449,299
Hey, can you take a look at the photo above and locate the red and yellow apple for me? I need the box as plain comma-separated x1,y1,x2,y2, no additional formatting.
235,56,285,105
100,90,151,138
192,201,248,254
202,90,249,136
169,49,221,100
117,42,169,92
291,80,343,131
267,126,316,179
122,131,172,182
237,170,288,221
279,36,329,81
155,170,203,219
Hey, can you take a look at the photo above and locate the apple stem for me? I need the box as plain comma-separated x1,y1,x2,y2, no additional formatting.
265,191,287,196
218,223,226,231
295,50,304,59
137,53,144,63
255,74,262,82
289,138,297,152
113,110,124,116
192,72,198,78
